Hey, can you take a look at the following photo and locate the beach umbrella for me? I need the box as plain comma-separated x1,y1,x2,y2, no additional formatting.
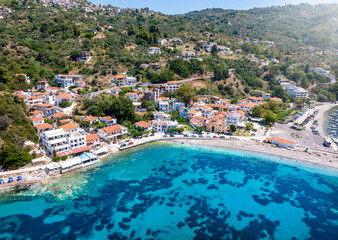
17,176,22,181
0,179,4,184
8,177,13,183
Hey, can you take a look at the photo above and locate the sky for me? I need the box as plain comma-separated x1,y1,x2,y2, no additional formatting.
91,0,338,14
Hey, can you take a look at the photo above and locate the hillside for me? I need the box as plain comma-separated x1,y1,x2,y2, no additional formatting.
0,0,337,168
0,94,38,168
185,4,338,50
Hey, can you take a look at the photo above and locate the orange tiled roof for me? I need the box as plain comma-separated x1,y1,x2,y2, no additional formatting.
125,92,137,96
208,118,222,126
52,112,67,118
31,110,43,115
84,116,97,122
270,97,282,102
167,81,179,84
102,116,114,122
190,118,203,125
56,93,72,99
35,123,53,129
15,94,27,99
207,104,220,108
86,134,99,142
158,97,168,101
244,103,256,108
265,138,296,145
188,110,199,115
30,116,43,122
135,121,151,128
101,125,121,134
59,123,79,131
59,119,71,124
37,103,53,108
114,75,126,79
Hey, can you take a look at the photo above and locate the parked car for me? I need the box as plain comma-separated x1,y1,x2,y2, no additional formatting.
128,142,134,146
213,136,218,138
164,135,168,137
120,143,126,147
219,136,225,138
170,134,175,137
191,135,196,137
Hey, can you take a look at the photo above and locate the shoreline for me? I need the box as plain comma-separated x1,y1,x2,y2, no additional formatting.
165,139,338,172
316,103,338,136
1,136,338,193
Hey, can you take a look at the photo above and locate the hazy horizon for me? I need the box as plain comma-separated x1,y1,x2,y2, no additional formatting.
90,0,338,14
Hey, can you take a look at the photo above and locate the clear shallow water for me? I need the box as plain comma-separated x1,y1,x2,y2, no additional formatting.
0,142,338,240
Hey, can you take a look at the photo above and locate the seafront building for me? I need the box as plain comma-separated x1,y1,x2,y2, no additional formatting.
41,129,71,156
41,128,88,157
97,125,128,141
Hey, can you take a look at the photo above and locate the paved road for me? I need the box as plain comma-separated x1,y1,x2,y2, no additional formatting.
86,76,214,98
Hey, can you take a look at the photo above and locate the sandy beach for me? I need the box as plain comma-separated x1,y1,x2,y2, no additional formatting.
168,138,338,171
1,133,338,192
315,103,338,136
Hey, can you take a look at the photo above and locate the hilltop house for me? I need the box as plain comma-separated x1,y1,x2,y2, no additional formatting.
158,101,170,112
83,116,98,125
164,81,181,92
112,75,137,86
147,47,161,54
55,75,83,87
37,104,57,117
55,93,73,106
37,80,49,90
29,116,44,126
125,92,139,102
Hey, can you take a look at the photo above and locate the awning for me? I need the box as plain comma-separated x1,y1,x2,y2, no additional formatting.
85,152,98,160
71,146,90,154
59,157,82,169
46,162,61,171
79,153,90,162
56,150,72,157
94,147,109,155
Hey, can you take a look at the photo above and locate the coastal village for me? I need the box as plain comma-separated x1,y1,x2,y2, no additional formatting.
0,0,337,191
0,1,338,239
1,69,337,189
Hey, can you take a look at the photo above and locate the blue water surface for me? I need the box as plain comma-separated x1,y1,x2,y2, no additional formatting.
0,142,337,240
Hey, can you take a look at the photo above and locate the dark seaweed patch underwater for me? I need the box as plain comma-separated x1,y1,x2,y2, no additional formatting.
0,143,337,240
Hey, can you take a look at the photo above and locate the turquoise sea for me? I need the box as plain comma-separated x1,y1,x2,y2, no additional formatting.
0,142,337,240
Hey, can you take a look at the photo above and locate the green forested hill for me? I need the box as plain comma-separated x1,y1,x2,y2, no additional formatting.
0,1,337,91
0,94,38,169
186,4,338,50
